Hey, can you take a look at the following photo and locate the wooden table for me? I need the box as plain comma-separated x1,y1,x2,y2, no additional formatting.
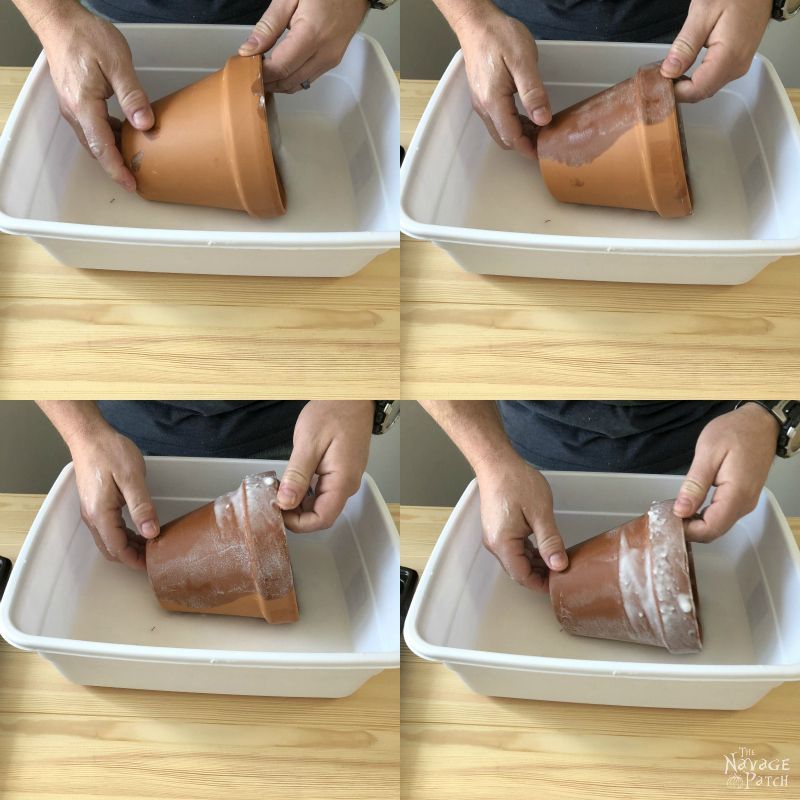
401,505,800,800
400,80,800,398
0,494,399,800
0,69,399,398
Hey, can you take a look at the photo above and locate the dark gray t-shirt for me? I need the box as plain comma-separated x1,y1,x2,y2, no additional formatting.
97,400,307,457
498,401,737,472
87,0,267,23
494,0,690,42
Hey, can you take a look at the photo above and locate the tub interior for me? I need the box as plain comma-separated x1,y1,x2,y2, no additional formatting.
416,475,800,669
9,458,396,656
404,44,800,244
0,26,396,235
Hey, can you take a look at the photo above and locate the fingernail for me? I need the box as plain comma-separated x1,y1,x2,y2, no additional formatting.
240,36,258,51
142,521,158,538
673,497,693,514
549,552,567,570
532,107,551,126
278,487,297,507
132,110,150,128
663,55,683,72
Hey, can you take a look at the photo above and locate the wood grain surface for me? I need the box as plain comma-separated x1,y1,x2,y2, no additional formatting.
400,81,800,398
0,495,400,800
0,68,399,399
400,504,800,800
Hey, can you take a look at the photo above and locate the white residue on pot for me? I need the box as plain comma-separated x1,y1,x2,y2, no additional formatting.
677,592,693,613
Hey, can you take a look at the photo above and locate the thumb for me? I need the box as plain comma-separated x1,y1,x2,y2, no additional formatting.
511,60,551,127
661,6,713,79
674,456,716,519
119,472,159,539
110,59,154,130
530,507,567,572
239,0,293,56
278,441,318,511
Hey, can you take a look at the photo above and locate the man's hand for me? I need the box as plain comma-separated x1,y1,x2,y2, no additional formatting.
239,0,369,93
441,0,549,159
673,404,779,541
69,421,160,570
475,455,568,592
661,0,772,102
277,401,373,532
30,1,154,191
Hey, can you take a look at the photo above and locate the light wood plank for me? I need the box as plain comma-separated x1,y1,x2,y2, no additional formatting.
0,495,400,800
0,68,399,398
400,80,800,398
400,504,800,800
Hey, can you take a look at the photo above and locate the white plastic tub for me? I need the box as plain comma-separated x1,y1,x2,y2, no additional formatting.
400,42,800,284
404,472,800,710
0,25,399,277
0,457,399,697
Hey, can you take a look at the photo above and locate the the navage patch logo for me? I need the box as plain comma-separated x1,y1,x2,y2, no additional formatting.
724,746,790,789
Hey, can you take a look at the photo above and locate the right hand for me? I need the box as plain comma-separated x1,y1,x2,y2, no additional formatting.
69,423,160,570
475,455,568,591
454,2,550,159
34,3,154,191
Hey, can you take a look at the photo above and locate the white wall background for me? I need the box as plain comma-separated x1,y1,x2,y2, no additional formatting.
0,401,400,504
401,0,800,83
400,401,800,515
0,2,399,68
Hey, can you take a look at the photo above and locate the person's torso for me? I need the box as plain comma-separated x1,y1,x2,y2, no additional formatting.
85,0,268,24
494,0,691,42
97,400,307,457
498,400,737,473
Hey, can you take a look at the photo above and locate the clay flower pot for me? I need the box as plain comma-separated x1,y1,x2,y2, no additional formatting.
146,471,298,624
120,55,286,218
549,500,701,654
537,63,692,218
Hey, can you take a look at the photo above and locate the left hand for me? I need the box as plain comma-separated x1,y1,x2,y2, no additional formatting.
672,403,779,542
238,0,369,93
277,401,373,532
660,0,772,102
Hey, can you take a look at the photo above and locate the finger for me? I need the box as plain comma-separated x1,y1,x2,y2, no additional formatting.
661,4,716,79
674,457,717,518
490,534,548,592
484,93,537,159
528,508,568,571
260,17,318,85
277,442,318,511
109,59,153,130
240,0,296,56
509,58,551,127
75,98,136,191
282,478,349,533
89,508,145,569
118,472,159,539
263,52,320,94
684,483,743,543
671,45,732,103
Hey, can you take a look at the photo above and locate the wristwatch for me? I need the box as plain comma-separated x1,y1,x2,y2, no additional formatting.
773,0,800,20
736,401,800,458
369,0,397,8
373,400,400,435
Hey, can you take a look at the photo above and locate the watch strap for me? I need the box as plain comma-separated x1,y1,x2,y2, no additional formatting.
373,400,399,435
369,0,397,8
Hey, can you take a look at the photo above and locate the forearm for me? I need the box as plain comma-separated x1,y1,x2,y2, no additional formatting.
36,401,110,450
12,0,85,36
420,401,519,475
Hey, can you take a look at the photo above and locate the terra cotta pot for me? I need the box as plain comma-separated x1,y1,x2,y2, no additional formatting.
146,471,299,624
120,55,286,218
548,500,701,653
537,63,692,218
